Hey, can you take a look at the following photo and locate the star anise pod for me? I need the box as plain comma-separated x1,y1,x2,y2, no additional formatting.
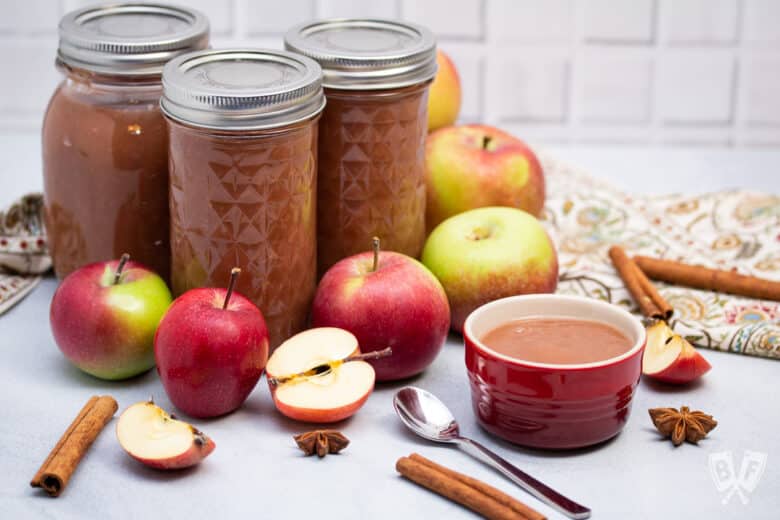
649,406,717,446
294,430,350,458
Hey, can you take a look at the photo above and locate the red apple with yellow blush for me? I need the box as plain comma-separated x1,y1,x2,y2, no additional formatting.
49,254,172,380
425,124,545,231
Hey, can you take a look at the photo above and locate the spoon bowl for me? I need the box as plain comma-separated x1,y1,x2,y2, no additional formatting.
393,387,460,442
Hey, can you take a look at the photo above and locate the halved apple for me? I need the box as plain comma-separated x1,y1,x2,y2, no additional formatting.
266,327,376,423
116,400,215,470
642,321,711,384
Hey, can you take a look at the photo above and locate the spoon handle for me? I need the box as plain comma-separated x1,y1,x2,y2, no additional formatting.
456,438,591,519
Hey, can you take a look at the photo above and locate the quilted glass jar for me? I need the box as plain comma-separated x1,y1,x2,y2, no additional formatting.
161,49,325,349
285,19,437,274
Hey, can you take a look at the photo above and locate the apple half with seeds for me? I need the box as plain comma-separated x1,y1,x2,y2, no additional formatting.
116,400,215,470
266,328,376,423
642,321,711,384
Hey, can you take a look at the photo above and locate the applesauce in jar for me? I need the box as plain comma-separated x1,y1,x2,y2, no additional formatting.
42,4,209,280
285,20,437,274
161,49,325,349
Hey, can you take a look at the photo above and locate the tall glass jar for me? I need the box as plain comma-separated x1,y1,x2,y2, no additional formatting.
161,49,325,349
285,20,437,275
42,4,209,280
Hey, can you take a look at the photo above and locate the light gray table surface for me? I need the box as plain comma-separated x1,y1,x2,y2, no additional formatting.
1,134,778,519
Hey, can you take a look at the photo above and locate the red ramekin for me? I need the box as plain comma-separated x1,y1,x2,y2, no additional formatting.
463,294,646,449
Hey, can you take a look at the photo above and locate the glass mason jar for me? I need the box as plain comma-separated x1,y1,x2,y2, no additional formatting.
285,20,437,275
161,49,325,349
42,4,209,280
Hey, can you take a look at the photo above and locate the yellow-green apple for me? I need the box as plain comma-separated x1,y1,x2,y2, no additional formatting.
266,327,375,423
643,321,711,384
116,400,215,470
428,50,461,132
49,255,171,380
425,124,545,230
422,207,558,332
311,238,450,381
154,269,269,418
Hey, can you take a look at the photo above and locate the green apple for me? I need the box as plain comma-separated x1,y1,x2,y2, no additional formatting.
50,255,172,379
425,124,545,231
422,207,558,332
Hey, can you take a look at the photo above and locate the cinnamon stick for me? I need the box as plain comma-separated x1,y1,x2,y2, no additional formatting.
396,454,545,520
635,264,674,320
31,395,118,496
409,453,546,520
608,246,672,319
635,256,780,302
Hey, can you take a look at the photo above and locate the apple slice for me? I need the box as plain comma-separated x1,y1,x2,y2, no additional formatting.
116,401,215,470
642,321,711,384
266,328,376,423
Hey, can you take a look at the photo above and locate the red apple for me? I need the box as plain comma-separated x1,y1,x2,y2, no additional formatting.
117,400,215,470
425,124,545,231
154,269,269,418
311,239,450,381
50,254,172,380
428,50,461,132
265,327,376,423
643,321,711,384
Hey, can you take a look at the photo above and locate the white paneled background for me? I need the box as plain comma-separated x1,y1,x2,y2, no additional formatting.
2,0,780,147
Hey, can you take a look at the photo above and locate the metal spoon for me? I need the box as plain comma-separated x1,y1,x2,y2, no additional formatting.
393,386,591,519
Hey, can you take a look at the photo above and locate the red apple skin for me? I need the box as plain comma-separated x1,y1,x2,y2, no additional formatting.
425,125,545,230
271,389,373,424
154,288,269,418
644,344,712,384
311,251,450,381
131,434,216,470
50,259,171,380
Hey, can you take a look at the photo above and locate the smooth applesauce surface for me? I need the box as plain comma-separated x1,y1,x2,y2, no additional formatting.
479,317,632,364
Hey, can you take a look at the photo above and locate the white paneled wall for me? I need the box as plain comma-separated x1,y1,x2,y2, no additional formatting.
2,0,780,147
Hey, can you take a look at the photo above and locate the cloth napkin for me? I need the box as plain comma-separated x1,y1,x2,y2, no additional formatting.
0,194,50,315
540,153,780,360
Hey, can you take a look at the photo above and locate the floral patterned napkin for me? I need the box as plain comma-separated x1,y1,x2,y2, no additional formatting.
0,194,50,315
540,153,780,360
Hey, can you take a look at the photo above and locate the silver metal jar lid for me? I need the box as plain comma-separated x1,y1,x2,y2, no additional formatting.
58,3,209,76
161,49,326,131
284,19,437,90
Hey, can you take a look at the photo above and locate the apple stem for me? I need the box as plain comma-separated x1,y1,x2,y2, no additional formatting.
223,267,241,310
482,135,492,150
371,236,380,272
113,253,130,285
345,346,393,363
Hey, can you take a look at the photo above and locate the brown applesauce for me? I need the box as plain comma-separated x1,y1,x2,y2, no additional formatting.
43,71,170,280
167,120,319,349
42,3,209,280
285,19,438,275
316,84,429,274
480,318,633,365
161,49,325,349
